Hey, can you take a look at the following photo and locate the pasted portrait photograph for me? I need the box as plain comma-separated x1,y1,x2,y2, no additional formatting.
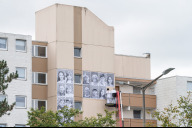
57,96,65,110
65,84,74,97
98,73,107,87
90,72,99,86
83,71,91,85
57,70,67,84
83,85,91,98
57,83,66,96
66,70,73,84
99,87,106,99
91,86,99,99
65,97,74,109
107,74,114,87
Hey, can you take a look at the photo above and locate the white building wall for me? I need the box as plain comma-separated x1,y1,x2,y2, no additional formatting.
155,76,192,126
0,33,32,127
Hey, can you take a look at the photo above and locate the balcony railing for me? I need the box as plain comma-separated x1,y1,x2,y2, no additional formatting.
122,93,156,109
116,118,157,127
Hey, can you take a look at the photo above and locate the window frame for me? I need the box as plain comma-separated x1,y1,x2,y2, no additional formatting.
32,99,47,111
74,47,82,58
15,124,26,127
16,67,27,81
0,94,7,102
15,96,27,109
133,110,142,119
187,81,192,92
0,124,7,127
0,38,8,51
74,74,82,84
32,45,47,58
15,39,27,53
32,72,47,85
75,102,82,111
133,87,141,94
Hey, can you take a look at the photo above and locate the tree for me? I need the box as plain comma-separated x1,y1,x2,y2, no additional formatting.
27,106,116,127
152,92,192,127
0,60,18,117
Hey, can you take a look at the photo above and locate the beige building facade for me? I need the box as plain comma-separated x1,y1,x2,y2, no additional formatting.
33,4,157,127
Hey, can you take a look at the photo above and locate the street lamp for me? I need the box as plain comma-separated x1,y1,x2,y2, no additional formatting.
119,68,175,127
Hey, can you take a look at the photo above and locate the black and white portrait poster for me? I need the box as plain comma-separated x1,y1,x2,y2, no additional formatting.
83,71,114,100
57,69,74,110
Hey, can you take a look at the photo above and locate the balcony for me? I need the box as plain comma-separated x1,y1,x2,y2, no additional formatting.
122,93,156,109
116,119,157,127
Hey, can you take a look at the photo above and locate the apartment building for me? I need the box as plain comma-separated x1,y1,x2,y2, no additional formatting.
34,4,157,127
0,4,156,127
0,33,32,127
155,76,192,126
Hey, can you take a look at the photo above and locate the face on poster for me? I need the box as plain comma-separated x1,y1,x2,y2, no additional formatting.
57,69,74,111
83,71,90,85
83,85,91,98
83,71,115,100
98,73,107,87
107,74,114,87
91,86,99,99
90,72,99,86
99,87,106,99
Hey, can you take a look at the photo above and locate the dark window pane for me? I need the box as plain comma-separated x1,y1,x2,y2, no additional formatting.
75,102,82,110
187,81,192,91
16,68,25,79
38,73,46,84
16,40,26,51
75,75,81,83
16,97,25,108
0,124,6,127
0,95,6,102
0,38,7,49
133,87,141,94
38,101,46,110
74,48,81,57
133,110,141,119
38,47,46,57
15,125,26,127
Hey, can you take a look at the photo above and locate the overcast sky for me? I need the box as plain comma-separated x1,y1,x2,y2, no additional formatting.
0,0,192,79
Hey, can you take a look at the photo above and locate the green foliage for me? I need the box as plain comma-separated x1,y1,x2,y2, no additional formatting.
76,110,116,127
27,106,116,127
0,60,18,117
152,92,192,127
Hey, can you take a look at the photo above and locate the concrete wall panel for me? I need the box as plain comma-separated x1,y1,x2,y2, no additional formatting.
56,4,74,42
36,5,56,42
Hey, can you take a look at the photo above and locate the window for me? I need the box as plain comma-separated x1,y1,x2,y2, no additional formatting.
15,124,26,127
75,74,81,84
74,47,81,58
187,81,192,92
16,67,26,80
32,45,47,58
0,124,6,127
133,110,141,119
75,102,82,110
16,40,26,52
32,72,47,85
16,96,26,108
32,99,47,110
0,95,6,102
133,87,141,94
0,38,7,50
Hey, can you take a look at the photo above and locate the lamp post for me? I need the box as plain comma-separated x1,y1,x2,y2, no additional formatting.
141,68,175,127
118,68,175,127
